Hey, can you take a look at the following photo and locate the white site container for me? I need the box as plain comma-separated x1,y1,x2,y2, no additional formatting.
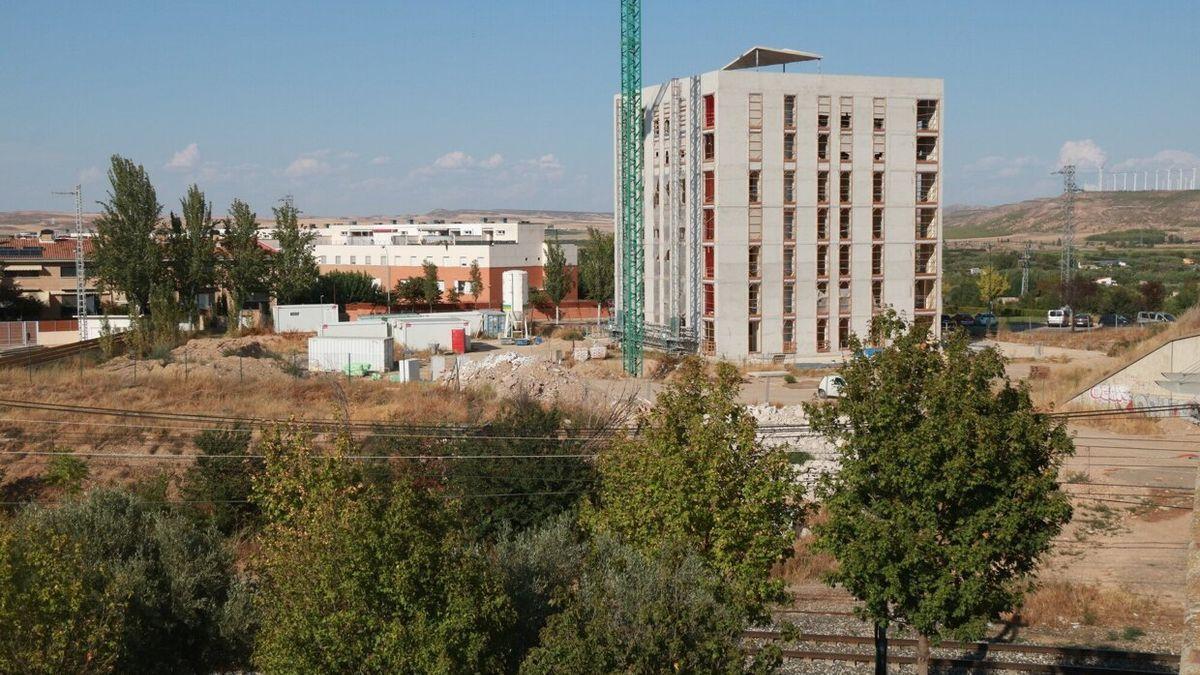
502,270,529,313
389,317,472,352
417,310,484,336
307,336,394,373
319,321,391,338
273,304,340,333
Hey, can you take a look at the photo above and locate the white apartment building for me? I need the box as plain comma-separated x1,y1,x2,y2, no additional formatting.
614,47,943,361
300,220,576,306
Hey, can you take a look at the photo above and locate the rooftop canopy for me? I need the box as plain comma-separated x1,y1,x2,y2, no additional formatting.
722,46,822,71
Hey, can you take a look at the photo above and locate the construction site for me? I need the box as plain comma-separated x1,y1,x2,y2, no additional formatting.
1,2,1199,673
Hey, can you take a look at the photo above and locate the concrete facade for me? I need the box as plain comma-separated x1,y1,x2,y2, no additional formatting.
616,62,943,361
1069,331,1200,415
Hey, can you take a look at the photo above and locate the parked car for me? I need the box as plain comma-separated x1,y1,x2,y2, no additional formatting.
817,374,845,399
1047,307,1072,328
1099,313,1130,327
974,312,998,328
1137,311,1176,325
952,313,975,327
1073,313,1094,328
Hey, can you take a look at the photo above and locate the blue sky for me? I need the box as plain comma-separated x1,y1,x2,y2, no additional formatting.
2,1,1197,216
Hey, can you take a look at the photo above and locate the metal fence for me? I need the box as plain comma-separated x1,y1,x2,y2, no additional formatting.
0,321,37,350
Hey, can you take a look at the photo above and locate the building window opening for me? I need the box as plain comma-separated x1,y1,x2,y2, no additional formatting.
873,208,884,240
839,172,852,202
748,245,761,278
748,170,761,204
917,99,938,131
840,132,852,161
839,208,851,240
873,171,885,204
839,244,851,276
817,208,829,241
817,133,829,161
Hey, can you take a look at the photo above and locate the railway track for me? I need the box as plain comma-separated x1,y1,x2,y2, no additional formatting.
746,629,1179,673
0,335,124,369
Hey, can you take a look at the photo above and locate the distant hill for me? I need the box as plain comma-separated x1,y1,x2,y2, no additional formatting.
945,190,1200,241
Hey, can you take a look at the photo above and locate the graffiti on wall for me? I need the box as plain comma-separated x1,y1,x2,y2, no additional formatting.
1084,382,1195,416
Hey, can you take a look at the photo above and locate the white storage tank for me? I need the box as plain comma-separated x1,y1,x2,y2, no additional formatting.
273,304,340,333
307,336,394,373
502,270,528,313
319,321,391,338
392,358,422,382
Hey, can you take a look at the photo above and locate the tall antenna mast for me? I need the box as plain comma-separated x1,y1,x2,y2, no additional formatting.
1019,242,1032,297
52,184,87,341
1053,165,1081,299
618,0,645,376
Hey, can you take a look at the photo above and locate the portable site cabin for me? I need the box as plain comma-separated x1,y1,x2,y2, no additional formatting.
273,304,340,333
307,336,395,374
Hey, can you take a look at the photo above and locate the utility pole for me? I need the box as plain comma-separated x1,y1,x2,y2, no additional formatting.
1053,165,1081,303
1019,242,1032,297
52,185,87,341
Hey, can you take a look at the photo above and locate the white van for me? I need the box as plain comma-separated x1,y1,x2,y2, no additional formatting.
1047,307,1072,328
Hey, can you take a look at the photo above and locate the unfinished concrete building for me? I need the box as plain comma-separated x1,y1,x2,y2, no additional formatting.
614,47,943,361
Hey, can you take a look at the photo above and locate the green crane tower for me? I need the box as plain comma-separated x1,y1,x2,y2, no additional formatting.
619,0,645,376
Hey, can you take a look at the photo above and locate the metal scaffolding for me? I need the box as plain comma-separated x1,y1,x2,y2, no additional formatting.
619,0,644,376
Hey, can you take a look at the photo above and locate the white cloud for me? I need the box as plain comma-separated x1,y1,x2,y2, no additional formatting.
369,155,392,166
284,155,330,179
1057,139,1107,169
165,142,200,171
1112,149,1200,171
429,150,505,171
78,166,103,184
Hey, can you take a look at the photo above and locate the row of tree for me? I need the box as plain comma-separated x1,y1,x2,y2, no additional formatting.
0,315,1071,673
0,360,800,672
92,155,318,329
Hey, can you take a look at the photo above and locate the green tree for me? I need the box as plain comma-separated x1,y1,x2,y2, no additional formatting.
442,396,597,540
220,199,270,333
314,270,383,307
975,266,1009,312
468,259,485,305
166,185,218,327
542,239,573,322
395,276,425,308
181,426,262,534
583,358,804,620
251,428,514,672
577,227,614,309
521,537,779,675
1167,282,1199,316
804,311,1073,674
493,513,588,672
421,260,441,312
92,155,162,314
0,490,247,673
1140,280,1166,311
269,200,318,304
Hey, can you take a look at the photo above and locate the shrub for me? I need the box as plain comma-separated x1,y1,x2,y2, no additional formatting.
521,538,777,674
181,426,261,534
0,490,247,673
556,327,585,341
43,451,88,495
783,373,797,384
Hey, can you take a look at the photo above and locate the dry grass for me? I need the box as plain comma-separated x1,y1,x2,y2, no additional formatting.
774,511,838,587
998,325,1157,354
1015,580,1180,630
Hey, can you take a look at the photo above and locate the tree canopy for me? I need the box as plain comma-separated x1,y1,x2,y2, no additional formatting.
166,184,218,326
269,201,319,304
92,155,162,314
542,239,574,314
583,358,803,620
577,227,614,307
804,311,1073,664
220,199,270,331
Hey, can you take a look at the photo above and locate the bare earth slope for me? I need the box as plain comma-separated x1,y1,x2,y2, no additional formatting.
946,190,1200,241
